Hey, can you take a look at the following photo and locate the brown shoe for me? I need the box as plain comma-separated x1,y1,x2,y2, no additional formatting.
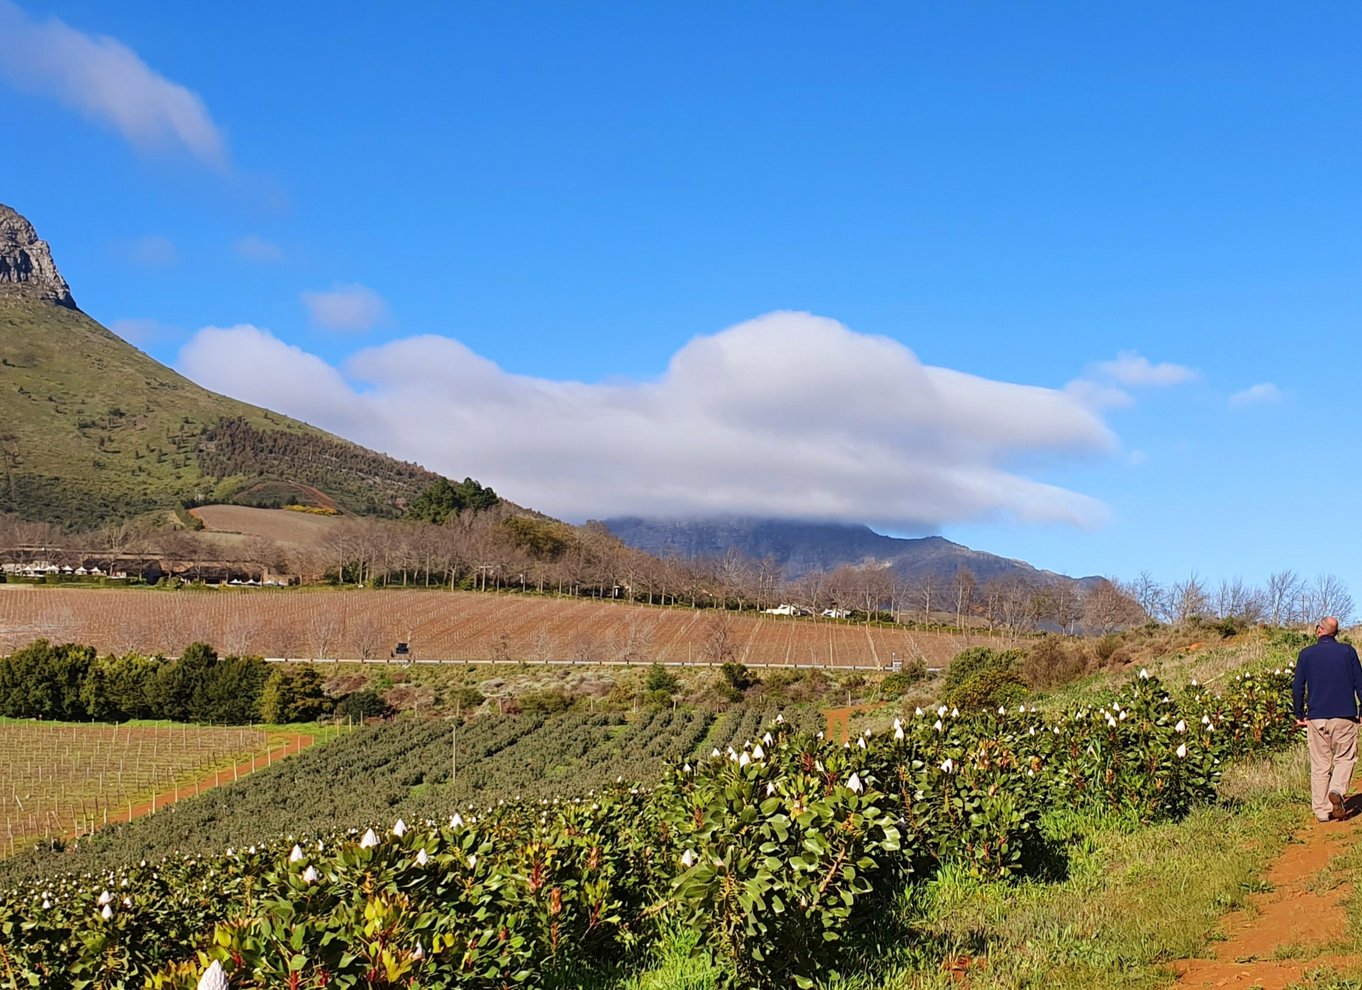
1329,791,1347,821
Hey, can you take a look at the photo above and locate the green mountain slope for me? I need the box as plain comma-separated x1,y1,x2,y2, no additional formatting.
0,296,440,527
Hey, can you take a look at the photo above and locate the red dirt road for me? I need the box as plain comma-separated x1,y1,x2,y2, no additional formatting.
1174,797,1361,988
104,733,315,826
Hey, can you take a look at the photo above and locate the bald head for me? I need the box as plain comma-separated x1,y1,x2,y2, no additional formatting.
1317,616,1340,638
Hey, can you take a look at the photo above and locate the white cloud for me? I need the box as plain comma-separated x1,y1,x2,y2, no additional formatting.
1064,378,1133,410
1091,350,1200,387
178,325,370,437
300,283,390,332
1229,382,1282,408
177,312,1117,531
110,317,178,346
117,234,178,267
0,0,227,167
233,235,284,263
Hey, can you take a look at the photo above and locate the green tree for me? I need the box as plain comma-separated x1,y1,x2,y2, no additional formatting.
644,662,678,694
260,665,330,723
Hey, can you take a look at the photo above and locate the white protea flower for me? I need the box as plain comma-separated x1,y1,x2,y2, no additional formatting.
1139,668,1149,679
752,744,765,760
97,890,113,906
41,898,51,909
763,732,774,745
302,865,319,884
775,713,784,723
998,706,1006,715
950,707,959,718
683,763,692,773
738,752,751,767
450,813,464,828
467,854,478,869
412,943,425,961
940,758,954,773
360,829,379,849
933,718,944,732
1191,678,1199,687
937,705,948,716
766,781,777,796
416,849,430,867
857,736,867,749
1201,715,1211,725
1176,743,1188,759
1174,719,1187,733
393,819,408,838
894,721,905,741
249,846,257,855
100,903,113,920
197,960,229,990
122,897,132,908
915,707,925,716
847,772,864,793
1028,726,1037,735
289,845,304,863
711,748,722,757
681,849,697,868
1118,710,1128,721
317,840,325,851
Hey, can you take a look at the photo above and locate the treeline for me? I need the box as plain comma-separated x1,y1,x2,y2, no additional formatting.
0,640,369,724
196,417,443,517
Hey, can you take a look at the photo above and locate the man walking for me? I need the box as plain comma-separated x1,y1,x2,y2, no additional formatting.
1293,616,1362,822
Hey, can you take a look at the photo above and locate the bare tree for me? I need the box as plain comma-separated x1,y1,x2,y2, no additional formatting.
308,612,343,660
1213,577,1265,623
1082,578,1146,634
701,612,739,664
951,567,977,632
351,617,386,662
1169,574,1211,623
1129,571,1168,623
1265,569,1304,626
1306,573,1355,626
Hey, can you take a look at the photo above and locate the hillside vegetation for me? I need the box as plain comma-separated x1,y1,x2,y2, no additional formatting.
0,298,450,526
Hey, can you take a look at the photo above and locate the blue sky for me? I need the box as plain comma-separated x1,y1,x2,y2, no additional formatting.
2,1,1359,596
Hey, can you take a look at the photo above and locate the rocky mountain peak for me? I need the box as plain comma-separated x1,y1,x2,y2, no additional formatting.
0,203,76,309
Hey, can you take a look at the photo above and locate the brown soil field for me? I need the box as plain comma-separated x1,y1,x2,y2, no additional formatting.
0,587,972,668
190,504,344,545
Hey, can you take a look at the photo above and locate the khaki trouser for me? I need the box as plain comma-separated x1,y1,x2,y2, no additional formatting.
1307,717,1359,820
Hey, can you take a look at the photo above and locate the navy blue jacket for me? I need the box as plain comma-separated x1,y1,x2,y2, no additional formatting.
1294,635,1362,719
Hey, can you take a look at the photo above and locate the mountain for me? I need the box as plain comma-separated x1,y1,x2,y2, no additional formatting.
603,516,1095,588
0,203,445,528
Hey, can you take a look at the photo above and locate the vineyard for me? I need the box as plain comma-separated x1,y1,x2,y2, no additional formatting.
0,587,962,667
0,654,1300,989
0,722,275,858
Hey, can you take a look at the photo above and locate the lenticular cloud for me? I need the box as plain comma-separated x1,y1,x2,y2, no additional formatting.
177,311,1115,529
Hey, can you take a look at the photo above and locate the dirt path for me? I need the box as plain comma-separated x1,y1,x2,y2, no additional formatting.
1174,796,1361,988
105,733,315,826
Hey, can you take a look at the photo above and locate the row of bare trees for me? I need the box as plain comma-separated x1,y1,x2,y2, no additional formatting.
2,513,1351,635
1123,570,1354,627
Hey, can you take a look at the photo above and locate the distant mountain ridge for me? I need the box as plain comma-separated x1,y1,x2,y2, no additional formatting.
0,203,445,528
603,516,1095,587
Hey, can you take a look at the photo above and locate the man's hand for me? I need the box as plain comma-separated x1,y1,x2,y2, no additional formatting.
1295,717,1309,729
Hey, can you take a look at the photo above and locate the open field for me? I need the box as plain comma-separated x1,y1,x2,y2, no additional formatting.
0,721,277,857
190,503,343,545
0,586,968,667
